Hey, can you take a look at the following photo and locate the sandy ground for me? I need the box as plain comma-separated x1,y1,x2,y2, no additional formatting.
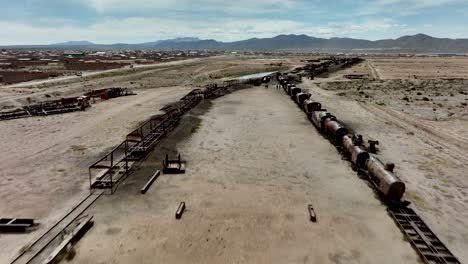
0,58,206,90
0,56,291,110
368,57,468,80
2,55,467,263
303,76,468,262
0,87,193,263
0,56,298,263
69,87,418,264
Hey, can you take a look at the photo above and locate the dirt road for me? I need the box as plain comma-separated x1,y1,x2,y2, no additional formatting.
69,87,418,264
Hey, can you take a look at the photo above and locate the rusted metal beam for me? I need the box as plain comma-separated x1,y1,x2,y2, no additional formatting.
140,170,161,194
308,204,317,222
175,202,186,219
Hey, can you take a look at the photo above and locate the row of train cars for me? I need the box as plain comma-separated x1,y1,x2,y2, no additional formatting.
277,74,407,205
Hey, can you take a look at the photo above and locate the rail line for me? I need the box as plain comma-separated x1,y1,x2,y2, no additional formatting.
10,190,103,264
277,64,461,264
388,207,460,264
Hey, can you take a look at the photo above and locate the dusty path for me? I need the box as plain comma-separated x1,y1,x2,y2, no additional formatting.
0,58,204,90
302,79,468,262
366,60,380,80
69,87,418,264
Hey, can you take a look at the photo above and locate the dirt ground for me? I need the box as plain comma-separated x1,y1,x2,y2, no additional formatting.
1,55,467,263
305,57,468,262
368,57,468,80
0,87,193,262
69,87,418,264
0,56,293,110
0,56,298,263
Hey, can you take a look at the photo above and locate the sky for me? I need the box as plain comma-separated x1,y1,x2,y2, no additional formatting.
1,0,467,45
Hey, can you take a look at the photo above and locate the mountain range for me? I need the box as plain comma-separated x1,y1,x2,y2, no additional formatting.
4,34,468,53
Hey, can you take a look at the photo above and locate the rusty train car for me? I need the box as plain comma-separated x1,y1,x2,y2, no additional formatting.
278,75,406,202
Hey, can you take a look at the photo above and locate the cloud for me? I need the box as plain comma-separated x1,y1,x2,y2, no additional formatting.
0,16,413,45
1,0,467,44
0,18,304,44
358,0,464,15
83,0,304,14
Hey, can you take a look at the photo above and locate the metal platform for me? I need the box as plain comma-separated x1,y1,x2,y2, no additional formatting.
127,114,179,160
388,207,460,264
89,89,204,193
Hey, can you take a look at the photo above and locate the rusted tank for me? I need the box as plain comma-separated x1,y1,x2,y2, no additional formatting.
342,135,369,168
295,93,311,105
286,84,294,94
303,99,322,114
290,87,301,97
310,111,335,131
323,119,348,142
365,156,405,201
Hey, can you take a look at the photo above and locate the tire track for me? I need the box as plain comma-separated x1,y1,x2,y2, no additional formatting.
360,103,468,164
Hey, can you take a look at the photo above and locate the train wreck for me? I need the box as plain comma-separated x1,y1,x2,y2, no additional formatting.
277,69,461,264
0,87,136,121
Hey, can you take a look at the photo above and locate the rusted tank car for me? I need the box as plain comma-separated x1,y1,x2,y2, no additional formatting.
290,87,302,98
341,135,369,168
365,156,405,201
295,92,311,105
303,99,322,114
286,83,294,94
323,119,348,143
310,111,336,131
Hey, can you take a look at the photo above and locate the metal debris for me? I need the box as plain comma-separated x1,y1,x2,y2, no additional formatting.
175,202,186,220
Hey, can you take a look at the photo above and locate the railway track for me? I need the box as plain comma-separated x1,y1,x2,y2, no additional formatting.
10,190,103,264
388,207,460,264
290,77,462,264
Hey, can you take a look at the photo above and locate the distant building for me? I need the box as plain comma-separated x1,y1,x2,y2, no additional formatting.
64,51,86,58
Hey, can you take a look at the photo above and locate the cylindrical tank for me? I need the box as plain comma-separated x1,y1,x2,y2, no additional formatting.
303,99,322,114
310,111,335,131
291,87,301,97
286,84,293,94
310,110,323,129
365,156,405,201
342,135,369,168
324,120,348,142
295,93,311,105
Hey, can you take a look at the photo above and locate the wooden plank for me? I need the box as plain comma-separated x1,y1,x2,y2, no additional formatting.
140,170,161,194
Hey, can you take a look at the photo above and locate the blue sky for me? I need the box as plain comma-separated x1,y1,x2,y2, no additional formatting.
0,0,467,45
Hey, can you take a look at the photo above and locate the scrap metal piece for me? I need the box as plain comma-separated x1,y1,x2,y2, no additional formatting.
0,218,34,232
140,170,161,194
368,140,379,154
308,204,317,222
163,154,186,174
175,202,186,219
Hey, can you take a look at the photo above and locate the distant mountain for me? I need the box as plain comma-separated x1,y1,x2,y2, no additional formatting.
3,34,468,52
137,34,468,52
51,40,96,46
138,37,201,47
